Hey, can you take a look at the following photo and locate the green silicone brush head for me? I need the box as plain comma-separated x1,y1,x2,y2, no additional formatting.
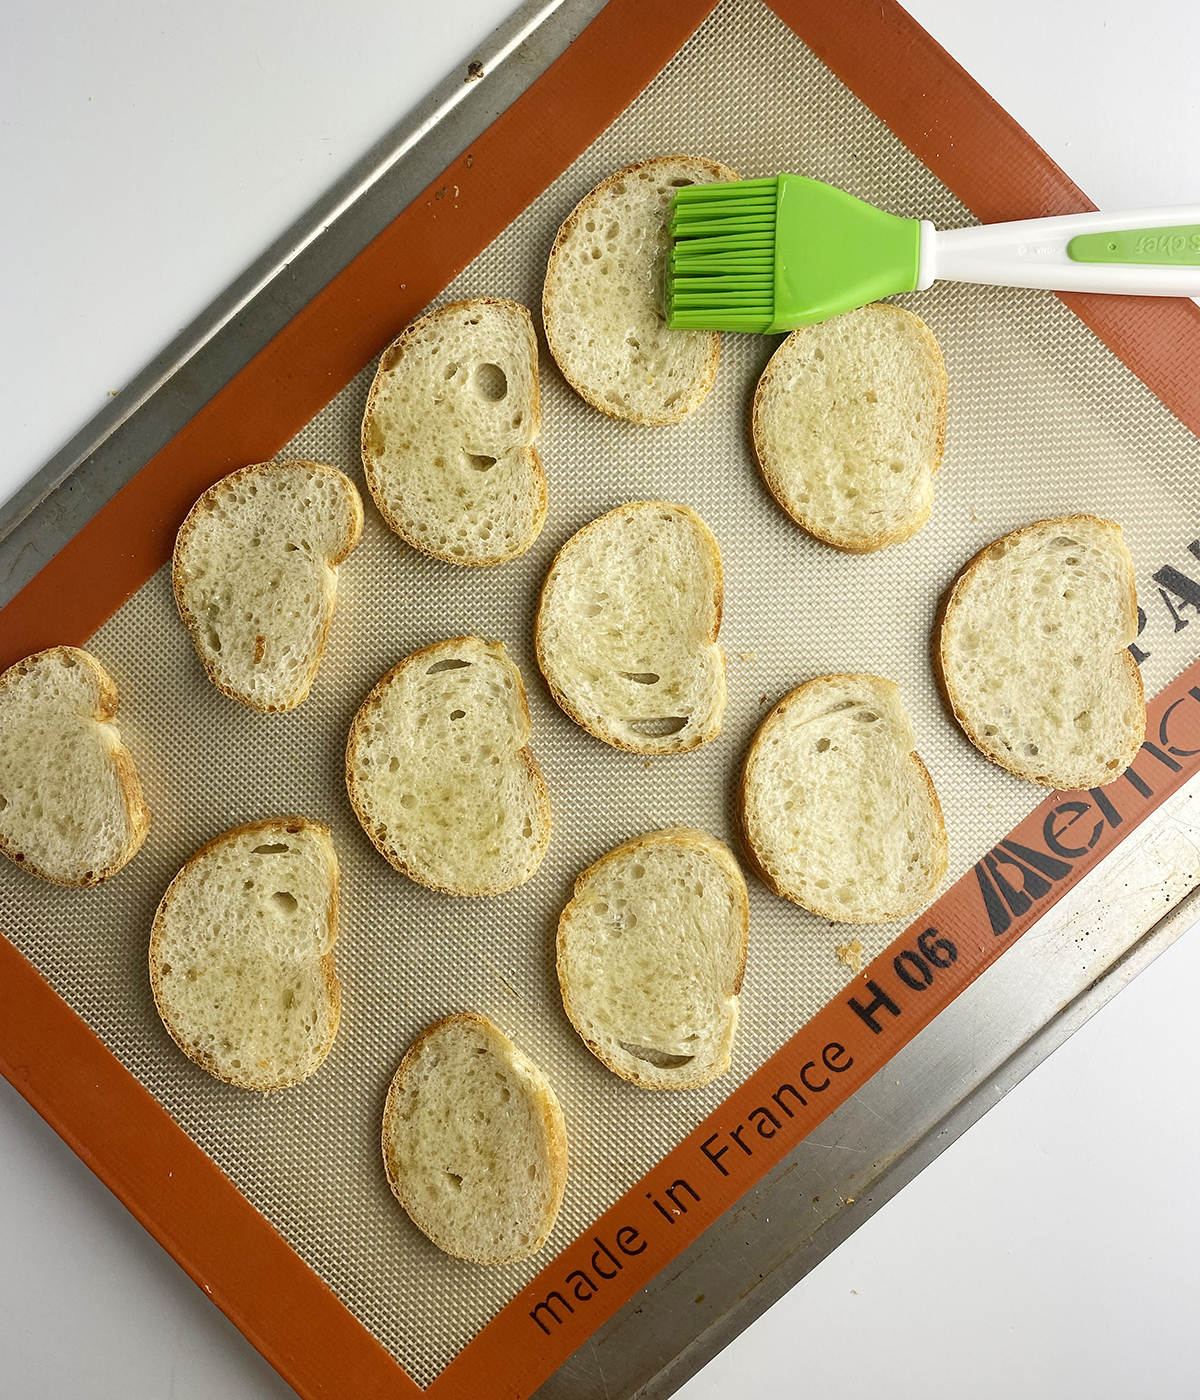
668,174,923,332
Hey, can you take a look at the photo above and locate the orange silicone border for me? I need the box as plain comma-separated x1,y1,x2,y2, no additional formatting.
4,1,1200,1396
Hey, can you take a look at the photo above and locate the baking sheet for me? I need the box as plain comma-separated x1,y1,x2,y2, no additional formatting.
3,0,1200,1390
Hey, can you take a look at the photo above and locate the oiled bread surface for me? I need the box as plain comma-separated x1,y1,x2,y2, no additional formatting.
361,298,546,564
382,1012,568,1264
739,674,947,922
345,637,551,895
173,459,363,712
557,828,748,1090
0,647,149,885
543,155,737,424
752,304,947,552
149,817,341,1092
938,515,1144,788
535,501,725,753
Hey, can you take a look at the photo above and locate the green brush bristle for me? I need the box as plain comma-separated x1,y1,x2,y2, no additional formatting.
669,178,778,331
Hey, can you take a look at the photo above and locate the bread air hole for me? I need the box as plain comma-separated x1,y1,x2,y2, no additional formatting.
271,891,298,914
427,659,471,674
466,453,497,471
620,671,660,684
252,843,290,855
618,1041,695,1069
815,737,831,751
474,362,508,401
628,716,688,737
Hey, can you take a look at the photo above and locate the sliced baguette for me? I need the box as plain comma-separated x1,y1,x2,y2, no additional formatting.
937,515,1145,789
0,647,150,886
381,1012,567,1265
543,155,738,425
739,674,947,922
173,459,363,712
149,817,341,1091
361,298,547,565
557,828,748,1091
751,304,947,552
345,637,551,895
535,501,725,754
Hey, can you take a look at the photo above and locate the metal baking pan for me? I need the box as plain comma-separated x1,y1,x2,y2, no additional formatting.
3,3,1200,1397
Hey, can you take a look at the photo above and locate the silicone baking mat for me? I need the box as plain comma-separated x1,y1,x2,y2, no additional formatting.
3,1,1200,1396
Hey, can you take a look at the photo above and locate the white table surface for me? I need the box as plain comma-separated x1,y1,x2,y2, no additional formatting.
2,3,1199,1396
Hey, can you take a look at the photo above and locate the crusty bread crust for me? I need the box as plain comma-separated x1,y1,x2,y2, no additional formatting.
344,637,551,895
557,828,748,1091
534,501,726,754
543,155,737,425
173,459,363,713
738,674,948,922
750,304,948,553
936,514,1145,789
361,298,547,565
381,1011,568,1265
148,816,341,1092
0,647,150,886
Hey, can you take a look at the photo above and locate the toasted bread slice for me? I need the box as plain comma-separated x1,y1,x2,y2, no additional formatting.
543,155,738,425
361,298,547,565
937,515,1145,788
557,828,748,1090
345,637,551,895
149,817,341,1091
752,304,947,552
173,459,363,712
382,1012,567,1264
0,647,149,885
739,674,947,922
535,501,725,753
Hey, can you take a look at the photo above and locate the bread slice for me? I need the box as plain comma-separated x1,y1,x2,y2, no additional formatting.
173,459,363,712
937,515,1145,789
149,817,341,1091
381,1012,568,1264
345,637,551,895
739,674,947,922
535,501,725,753
542,155,738,425
751,304,947,552
0,647,150,886
557,828,748,1091
361,298,547,565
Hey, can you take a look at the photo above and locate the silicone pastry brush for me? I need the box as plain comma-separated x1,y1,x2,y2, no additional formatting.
666,174,1200,331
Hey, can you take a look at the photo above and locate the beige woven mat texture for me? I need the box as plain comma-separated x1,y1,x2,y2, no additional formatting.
4,0,1200,1384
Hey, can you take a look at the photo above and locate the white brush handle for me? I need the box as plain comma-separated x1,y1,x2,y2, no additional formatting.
916,206,1200,296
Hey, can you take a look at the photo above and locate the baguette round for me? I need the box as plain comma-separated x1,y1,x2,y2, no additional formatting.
751,304,947,552
0,647,150,886
937,515,1145,789
345,637,551,895
149,816,341,1092
535,501,725,754
173,459,364,712
739,674,948,922
542,155,738,425
361,298,547,565
382,1012,568,1265
557,828,748,1091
